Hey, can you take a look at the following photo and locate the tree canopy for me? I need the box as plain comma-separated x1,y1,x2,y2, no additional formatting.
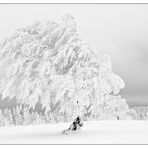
0,14,128,121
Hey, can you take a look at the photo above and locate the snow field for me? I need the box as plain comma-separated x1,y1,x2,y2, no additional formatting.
0,121,148,144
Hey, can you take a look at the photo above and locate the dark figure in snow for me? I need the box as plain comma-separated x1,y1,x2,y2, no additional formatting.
62,116,84,134
75,116,83,128
68,116,83,131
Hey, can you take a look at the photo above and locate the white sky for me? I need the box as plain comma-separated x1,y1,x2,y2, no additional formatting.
0,4,148,105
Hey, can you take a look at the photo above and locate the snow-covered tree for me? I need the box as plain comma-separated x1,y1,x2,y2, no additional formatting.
0,14,129,124
12,105,23,125
3,108,13,126
0,110,5,126
22,106,32,125
31,111,43,125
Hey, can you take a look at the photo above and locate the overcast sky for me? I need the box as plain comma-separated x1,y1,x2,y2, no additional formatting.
0,4,148,105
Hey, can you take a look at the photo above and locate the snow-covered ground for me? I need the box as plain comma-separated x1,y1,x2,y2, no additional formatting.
0,121,148,144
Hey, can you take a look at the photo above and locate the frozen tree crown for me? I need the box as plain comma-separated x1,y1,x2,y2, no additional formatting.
62,13,77,28
0,14,128,121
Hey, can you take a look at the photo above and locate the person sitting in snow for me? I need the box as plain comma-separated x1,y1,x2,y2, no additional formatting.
68,116,84,131
75,116,83,129
63,116,84,134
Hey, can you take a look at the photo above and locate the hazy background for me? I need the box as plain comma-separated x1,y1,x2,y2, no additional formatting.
0,4,147,106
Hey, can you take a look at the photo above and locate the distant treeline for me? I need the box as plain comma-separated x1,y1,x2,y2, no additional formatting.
0,105,147,127
129,105,148,120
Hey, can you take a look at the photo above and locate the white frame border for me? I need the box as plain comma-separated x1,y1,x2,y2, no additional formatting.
0,0,148,4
